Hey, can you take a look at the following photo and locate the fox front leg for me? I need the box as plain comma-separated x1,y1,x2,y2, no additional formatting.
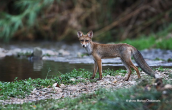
97,59,102,80
91,60,98,79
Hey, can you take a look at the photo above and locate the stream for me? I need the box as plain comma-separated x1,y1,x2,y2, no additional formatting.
0,42,172,82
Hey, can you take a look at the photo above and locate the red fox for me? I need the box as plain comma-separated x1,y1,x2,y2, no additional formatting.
77,31,156,81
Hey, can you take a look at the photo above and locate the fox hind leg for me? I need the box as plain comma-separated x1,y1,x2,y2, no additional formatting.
121,56,141,81
130,65,141,79
121,58,132,81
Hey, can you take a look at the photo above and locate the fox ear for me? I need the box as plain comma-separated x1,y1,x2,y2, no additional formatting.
87,31,93,38
77,31,83,38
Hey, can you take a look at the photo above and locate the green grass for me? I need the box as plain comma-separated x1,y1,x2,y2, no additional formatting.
156,38,172,49
119,23,172,50
121,35,156,50
121,35,172,50
1,78,172,110
0,68,171,109
0,68,126,100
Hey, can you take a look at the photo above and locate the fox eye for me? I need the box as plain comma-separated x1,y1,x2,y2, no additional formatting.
85,40,89,42
80,40,84,42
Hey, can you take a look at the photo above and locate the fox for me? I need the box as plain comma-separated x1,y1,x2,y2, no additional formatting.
77,30,156,81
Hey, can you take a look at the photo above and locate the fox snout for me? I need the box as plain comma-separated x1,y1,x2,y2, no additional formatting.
81,43,87,48
82,45,86,47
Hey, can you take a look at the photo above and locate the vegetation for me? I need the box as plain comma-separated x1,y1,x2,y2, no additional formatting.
118,23,172,50
0,68,172,110
0,0,55,42
0,68,126,100
0,0,172,42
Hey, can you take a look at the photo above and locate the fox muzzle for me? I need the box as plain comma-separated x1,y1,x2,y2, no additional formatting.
82,45,87,48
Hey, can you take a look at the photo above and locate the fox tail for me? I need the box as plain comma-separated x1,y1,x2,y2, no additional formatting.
133,50,155,78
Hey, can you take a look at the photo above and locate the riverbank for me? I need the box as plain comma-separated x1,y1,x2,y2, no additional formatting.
0,68,171,109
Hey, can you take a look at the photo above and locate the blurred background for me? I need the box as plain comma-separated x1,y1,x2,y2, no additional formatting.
1,0,172,82
0,0,172,47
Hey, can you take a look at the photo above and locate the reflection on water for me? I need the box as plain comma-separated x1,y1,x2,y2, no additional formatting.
33,60,43,71
0,56,125,82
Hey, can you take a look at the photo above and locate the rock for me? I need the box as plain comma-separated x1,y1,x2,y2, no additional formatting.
70,78,76,82
106,75,111,77
0,53,6,58
67,86,79,91
60,84,66,88
54,87,62,92
77,52,82,57
129,81,136,85
164,84,172,89
113,79,117,83
59,49,70,56
155,73,162,79
33,47,42,57
44,50,58,56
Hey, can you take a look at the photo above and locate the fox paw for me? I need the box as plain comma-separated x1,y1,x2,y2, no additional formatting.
90,77,95,79
138,76,141,79
97,77,102,80
123,78,129,81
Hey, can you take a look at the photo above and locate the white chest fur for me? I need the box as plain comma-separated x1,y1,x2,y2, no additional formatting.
85,42,92,55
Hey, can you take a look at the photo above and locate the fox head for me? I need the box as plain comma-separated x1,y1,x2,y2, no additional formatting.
77,31,93,48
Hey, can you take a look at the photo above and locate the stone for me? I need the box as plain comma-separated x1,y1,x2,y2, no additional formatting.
33,47,42,57
54,87,62,92
113,79,117,83
70,78,76,82
164,84,172,89
60,84,66,88
59,49,70,56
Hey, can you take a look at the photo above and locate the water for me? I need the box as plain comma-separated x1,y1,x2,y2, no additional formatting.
0,42,172,82
0,56,125,82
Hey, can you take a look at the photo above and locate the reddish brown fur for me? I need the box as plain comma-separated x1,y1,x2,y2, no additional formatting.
77,31,141,81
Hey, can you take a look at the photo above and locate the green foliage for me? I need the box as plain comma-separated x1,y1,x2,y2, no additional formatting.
17,51,32,56
103,68,126,76
0,78,34,99
121,35,156,50
0,0,171,43
0,68,126,100
0,77,55,100
120,23,172,50
156,38,172,49
167,58,172,62
154,58,165,61
0,0,54,41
